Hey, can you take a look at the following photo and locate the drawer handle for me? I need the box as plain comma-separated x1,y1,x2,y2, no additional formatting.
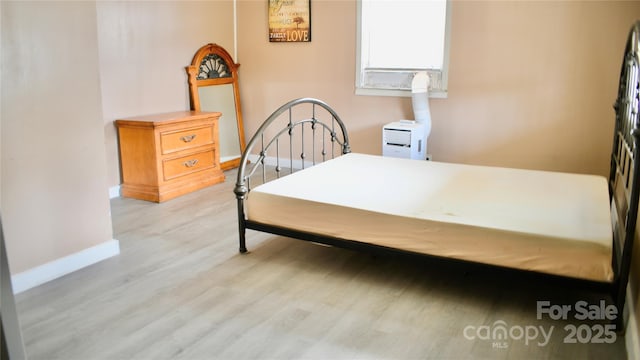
180,134,197,143
183,159,199,168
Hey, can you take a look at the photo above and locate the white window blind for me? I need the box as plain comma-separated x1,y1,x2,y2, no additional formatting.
356,0,451,98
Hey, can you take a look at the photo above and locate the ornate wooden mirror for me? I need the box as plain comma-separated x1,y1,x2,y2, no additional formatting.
186,43,246,170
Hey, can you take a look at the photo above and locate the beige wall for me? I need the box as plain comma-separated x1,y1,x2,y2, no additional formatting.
99,1,235,188
237,0,639,177
1,1,113,273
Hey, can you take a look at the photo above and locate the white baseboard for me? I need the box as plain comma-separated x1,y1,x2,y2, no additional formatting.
11,239,120,294
626,287,640,360
109,185,121,199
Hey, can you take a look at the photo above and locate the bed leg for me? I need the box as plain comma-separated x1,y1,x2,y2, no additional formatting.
239,227,247,253
614,295,627,333
614,278,630,332
236,198,248,253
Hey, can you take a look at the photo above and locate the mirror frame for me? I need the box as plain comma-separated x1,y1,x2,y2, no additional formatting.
186,43,246,171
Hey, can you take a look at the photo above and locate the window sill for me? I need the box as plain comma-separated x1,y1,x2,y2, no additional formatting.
355,87,448,99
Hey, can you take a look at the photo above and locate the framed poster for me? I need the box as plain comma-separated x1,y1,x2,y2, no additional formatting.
268,0,311,42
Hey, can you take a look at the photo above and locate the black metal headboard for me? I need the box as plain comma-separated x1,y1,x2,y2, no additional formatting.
235,98,350,193
233,98,351,252
610,20,640,327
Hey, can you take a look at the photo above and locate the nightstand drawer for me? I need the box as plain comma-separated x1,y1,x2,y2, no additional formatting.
163,150,215,180
160,125,214,154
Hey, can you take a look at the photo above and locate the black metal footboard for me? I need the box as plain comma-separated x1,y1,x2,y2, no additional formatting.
609,21,640,331
233,98,351,253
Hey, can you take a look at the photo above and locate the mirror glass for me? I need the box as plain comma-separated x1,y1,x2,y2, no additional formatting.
187,43,245,170
198,84,242,164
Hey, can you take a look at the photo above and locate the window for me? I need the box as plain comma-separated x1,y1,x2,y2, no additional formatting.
356,0,451,98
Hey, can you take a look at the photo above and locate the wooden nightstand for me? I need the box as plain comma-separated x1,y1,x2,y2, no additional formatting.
115,111,225,202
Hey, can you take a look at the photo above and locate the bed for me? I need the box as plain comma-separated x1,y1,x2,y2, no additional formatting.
234,21,640,330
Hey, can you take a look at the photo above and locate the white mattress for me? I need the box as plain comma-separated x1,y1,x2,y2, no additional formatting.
246,153,613,282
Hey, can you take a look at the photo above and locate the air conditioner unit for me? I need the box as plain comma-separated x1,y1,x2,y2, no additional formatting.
382,120,426,160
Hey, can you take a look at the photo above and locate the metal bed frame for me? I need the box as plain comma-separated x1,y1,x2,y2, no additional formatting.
234,21,640,330
234,97,351,256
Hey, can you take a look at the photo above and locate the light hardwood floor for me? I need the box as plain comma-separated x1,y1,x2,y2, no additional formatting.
16,169,627,359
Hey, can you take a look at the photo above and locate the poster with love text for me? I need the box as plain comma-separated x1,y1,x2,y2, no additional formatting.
268,0,311,42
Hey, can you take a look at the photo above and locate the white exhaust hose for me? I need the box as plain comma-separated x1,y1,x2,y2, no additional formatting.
411,71,432,157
